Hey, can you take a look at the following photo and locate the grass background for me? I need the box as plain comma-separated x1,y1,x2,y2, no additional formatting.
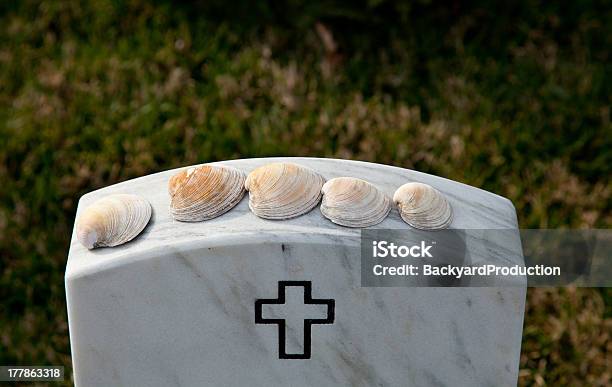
0,0,610,385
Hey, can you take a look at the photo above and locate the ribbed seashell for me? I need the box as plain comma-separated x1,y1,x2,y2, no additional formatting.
320,177,391,227
245,162,325,219
76,194,152,249
168,165,245,222
393,182,453,230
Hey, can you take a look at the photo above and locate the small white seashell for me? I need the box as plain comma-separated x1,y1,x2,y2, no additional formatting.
393,182,453,230
320,177,391,227
76,194,152,249
244,162,325,219
168,165,245,222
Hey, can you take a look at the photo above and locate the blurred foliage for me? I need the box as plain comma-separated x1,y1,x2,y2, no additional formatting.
0,0,610,385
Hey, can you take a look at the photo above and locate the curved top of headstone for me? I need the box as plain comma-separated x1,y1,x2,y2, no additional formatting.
66,157,517,278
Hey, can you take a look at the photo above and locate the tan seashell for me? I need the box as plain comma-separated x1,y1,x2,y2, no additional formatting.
393,182,453,230
320,177,391,227
169,165,245,222
245,162,325,219
76,194,152,249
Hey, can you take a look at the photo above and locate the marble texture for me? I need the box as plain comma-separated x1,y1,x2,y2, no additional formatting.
66,157,525,387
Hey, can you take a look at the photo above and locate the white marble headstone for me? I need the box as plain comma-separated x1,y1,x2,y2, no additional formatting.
66,157,525,386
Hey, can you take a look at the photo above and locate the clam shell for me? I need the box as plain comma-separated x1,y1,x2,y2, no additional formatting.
320,177,391,227
76,194,152,249
245,162,325,219
169,165,245,222
393,182,453,230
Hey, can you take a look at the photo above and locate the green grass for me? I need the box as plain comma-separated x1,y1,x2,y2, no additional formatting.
0,1,610,385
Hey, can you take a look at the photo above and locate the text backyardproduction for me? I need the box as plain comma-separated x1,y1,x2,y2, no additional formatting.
370,240,561,279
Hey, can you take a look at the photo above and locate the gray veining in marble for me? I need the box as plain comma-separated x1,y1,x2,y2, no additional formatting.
66,157,525,387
